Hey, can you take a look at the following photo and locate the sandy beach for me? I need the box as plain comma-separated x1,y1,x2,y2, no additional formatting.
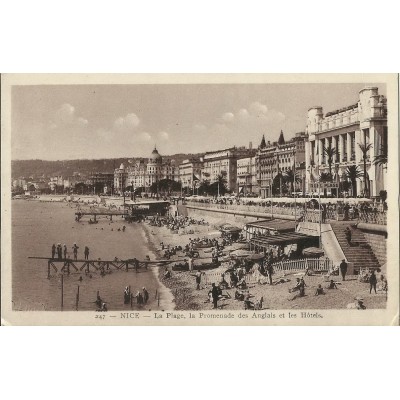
142,210,387,311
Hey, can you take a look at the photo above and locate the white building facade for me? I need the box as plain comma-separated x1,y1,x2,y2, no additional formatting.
202,146,256,191
305,87,387,197
179,158,203,192
115,147,179,194
237,157,257,194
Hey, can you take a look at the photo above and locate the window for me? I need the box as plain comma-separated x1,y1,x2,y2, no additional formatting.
350,132,355,161
342,134,347,161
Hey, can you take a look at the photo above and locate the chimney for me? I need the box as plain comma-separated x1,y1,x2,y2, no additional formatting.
249,141,252,150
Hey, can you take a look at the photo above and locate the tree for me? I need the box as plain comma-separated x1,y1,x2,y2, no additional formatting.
323,144,337,178
94,182,105,194
284,168,302,194
198,180,210,196
373,145,388,168
358,142,373,197
319,172,332,183
272,173,283,196
214,172,227,196
75,182,88,194
150,179,181,196
134,186,145,195
345,165,363,197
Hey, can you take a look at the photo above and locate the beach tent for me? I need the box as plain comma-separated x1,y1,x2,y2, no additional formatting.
230,249,253,257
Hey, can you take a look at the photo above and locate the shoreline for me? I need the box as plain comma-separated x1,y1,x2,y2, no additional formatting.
140,210,388,311
139,222,176,310
141,218,226,311
141,221,211,310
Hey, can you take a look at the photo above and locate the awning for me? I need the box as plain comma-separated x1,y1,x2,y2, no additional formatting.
302,247,325,257
245,219,296,233
250,232,318,247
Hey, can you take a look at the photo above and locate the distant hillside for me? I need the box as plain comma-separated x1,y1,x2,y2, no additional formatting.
11,153,203,179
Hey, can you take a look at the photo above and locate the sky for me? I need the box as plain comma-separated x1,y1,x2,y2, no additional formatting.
11,82,386,160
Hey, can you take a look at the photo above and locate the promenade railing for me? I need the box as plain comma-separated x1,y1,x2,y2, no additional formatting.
186,200,387,226
358,211,387,225
186,201,303,218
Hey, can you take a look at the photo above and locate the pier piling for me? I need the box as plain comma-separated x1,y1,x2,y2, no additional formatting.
61,274,64,311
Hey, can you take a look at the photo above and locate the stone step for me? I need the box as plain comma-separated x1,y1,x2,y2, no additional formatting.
330,223,381,270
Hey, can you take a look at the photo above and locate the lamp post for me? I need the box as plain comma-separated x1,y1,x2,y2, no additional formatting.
270,180,273,219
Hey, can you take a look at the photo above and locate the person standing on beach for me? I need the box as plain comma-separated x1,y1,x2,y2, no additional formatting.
266,259,274,285
192,269,203,290
136,291,143,305
209,283,219,309
51,244,56,259
124,286,130,304
72,243,79,260
142,287,149,304
189,257,194,271
369,270,377,294
84,246,90,260
340,259,348,281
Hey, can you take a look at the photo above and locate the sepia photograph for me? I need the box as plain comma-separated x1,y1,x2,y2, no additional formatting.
1,74,398,325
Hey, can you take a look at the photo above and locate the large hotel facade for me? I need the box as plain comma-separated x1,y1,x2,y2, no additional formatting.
305,86,387,197
256,131,306,198
113,147,178,194
202,146,256,191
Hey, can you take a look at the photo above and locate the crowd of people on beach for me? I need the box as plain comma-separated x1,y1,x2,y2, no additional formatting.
149,214,208,233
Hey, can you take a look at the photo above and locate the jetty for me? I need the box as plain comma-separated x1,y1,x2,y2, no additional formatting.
75,210,128,221
75,200,170,221
28,257,173,278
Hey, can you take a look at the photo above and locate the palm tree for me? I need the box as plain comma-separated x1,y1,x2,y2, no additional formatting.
284,168,301,194
319,172,331,183
358,142,373,197
323,144,337,178
345,165,363,197
373,145,388,168
216,172,228,196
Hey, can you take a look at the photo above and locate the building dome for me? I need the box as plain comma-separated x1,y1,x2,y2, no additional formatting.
149,146,162,163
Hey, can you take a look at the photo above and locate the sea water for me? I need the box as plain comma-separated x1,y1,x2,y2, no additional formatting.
11,200,167,311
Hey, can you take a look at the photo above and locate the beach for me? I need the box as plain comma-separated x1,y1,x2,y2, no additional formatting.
11,199,174,311
142,211,387,311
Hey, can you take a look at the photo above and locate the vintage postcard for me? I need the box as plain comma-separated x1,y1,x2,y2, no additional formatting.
1,73,398,325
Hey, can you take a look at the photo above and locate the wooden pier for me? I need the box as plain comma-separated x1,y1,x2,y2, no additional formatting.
75,210,129,221
28,257,173,278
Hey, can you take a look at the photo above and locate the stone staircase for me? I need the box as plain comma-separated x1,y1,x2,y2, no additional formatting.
330,222,381,273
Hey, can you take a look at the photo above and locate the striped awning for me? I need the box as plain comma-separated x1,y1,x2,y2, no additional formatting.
246,219,296,233
250,232,318,246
